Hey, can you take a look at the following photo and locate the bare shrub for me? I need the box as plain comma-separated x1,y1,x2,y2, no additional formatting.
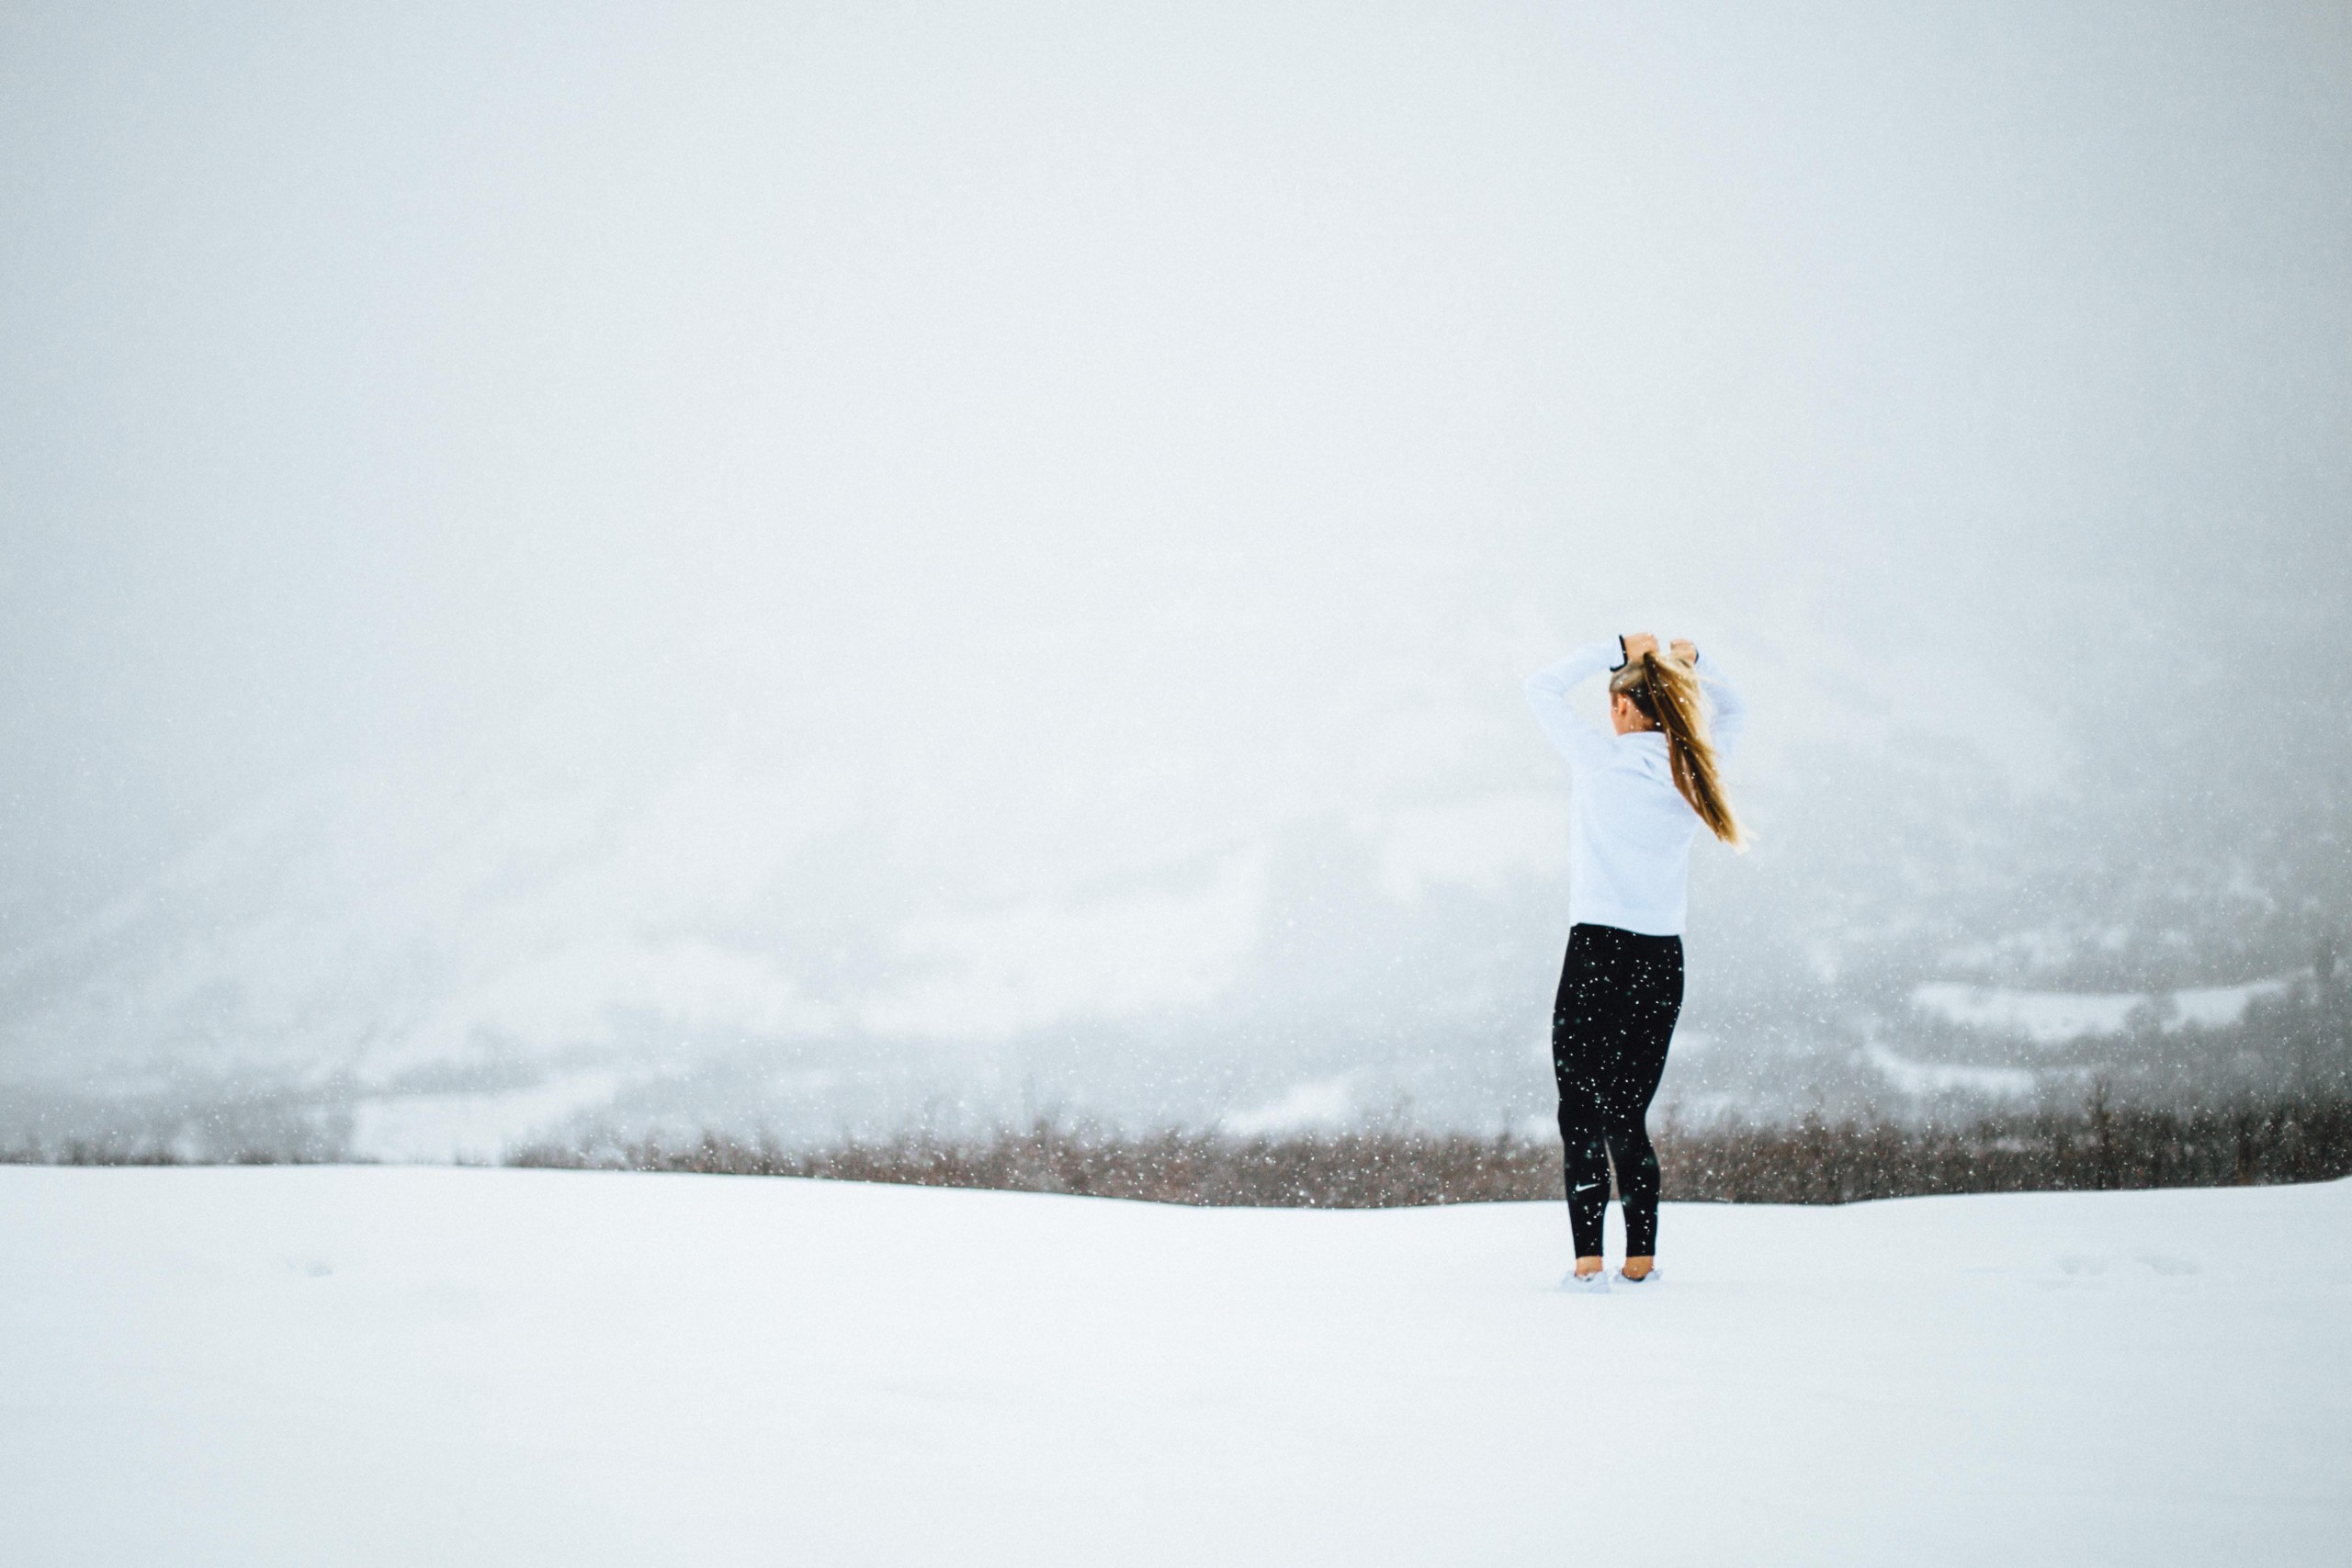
507,1092,2352,1207
17,1092,2346,1201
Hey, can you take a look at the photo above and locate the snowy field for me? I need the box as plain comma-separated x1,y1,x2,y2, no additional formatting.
4,1169,2346,1567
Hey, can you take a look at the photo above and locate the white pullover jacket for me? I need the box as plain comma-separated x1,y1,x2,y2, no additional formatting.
1523,640,1748,937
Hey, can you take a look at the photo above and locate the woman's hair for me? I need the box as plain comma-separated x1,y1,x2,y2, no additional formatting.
1609,651,1745,847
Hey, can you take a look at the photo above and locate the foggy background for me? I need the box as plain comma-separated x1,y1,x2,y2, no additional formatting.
4,1,2347,1159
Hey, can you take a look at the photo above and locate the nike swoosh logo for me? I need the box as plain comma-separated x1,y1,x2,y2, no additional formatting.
1573,1182,1603,1192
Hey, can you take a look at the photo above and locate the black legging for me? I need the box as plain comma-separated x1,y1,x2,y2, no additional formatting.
1552,922,1685,1259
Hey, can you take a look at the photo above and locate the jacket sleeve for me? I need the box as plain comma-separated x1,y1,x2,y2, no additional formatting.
1695,649,1748,757
1523,640,1623,771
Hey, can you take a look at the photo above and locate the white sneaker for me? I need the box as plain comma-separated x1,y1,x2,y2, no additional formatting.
1616,1266,1662,1288
1560,1269,1611,1294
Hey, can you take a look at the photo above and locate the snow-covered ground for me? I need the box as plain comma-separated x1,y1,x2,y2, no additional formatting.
1909,973,2303,1045
4,1169,2346,1567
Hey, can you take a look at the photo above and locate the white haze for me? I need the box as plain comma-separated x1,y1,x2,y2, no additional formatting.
2,2,2347,1150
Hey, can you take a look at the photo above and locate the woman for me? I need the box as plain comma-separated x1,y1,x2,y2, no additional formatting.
1524,632,1747,1290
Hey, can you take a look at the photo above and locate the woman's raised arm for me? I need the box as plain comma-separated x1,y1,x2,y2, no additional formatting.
1691,647,1747,756
1523,639,1623,770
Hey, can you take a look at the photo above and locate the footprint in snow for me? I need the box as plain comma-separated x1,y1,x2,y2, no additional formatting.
2133,1251,2199,1277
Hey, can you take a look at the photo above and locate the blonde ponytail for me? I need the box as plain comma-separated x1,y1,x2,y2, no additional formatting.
1609,651,1745,848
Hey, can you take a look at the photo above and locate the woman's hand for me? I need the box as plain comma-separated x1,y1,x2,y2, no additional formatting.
1670,637,1698,666
1623,632,1660,661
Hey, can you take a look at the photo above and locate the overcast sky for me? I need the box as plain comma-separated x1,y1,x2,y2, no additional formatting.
3,3,2347,1127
